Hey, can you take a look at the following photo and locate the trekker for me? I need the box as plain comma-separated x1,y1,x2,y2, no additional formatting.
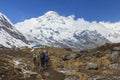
40,50,45,71
33,53,37,64
44,51,50,70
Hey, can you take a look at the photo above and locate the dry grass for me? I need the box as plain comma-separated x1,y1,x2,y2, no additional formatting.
43,72,50,79
50,56,64,69
63,59,86,70
102,70,114,75
36,74,42,80
90,54,111,68
46,47,72,56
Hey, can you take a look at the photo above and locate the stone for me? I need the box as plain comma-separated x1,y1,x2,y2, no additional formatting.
112,47,120,51
107,64,120,70
86,62,98,70
64,76,79,80
61,53,81,60
109,51,120,62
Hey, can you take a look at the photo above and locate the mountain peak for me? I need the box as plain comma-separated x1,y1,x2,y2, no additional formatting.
0,12,13,25
0,12,3,16
44,11,59,16
0,12,8,19
0,12,6,16
0,12,28,47
0,12,5,19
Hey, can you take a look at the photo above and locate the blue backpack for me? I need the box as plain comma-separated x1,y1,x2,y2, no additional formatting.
45,54,49,61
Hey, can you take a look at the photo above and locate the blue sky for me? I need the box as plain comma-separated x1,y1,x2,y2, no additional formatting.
0,0,120,24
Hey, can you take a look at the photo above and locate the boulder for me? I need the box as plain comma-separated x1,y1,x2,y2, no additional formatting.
112,47,120,51
61,53,81,60
86,62,98,70
61,55,70,60
89,75,120,80
68,53,81,59
64,76,79,80
84,57,91,60
92,51,104,58
107,64,120,70
109,51,120,62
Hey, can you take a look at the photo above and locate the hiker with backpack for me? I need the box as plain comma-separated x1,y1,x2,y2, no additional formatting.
44,51,50,70
33,52,37,64
40,50,50,71
40,50,46,71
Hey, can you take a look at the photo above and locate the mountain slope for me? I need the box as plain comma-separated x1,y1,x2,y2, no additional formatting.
0,13,28,47
73,30,110,49
15,11,120,49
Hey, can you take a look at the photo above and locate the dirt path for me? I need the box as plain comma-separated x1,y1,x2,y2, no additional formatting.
32,63,65,80
43,68,65,80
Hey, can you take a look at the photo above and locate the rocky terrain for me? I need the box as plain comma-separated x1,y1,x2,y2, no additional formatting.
0,43,120,80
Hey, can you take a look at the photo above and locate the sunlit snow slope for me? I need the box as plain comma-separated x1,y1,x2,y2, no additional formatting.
0,13,28,47
15,11,120,49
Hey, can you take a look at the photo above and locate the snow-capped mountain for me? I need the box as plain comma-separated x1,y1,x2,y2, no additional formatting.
0,13,28,47
15,11,120,49
73,30,110,49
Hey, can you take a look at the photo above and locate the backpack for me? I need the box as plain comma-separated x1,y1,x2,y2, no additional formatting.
45,54,49,61
40,52,45,60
